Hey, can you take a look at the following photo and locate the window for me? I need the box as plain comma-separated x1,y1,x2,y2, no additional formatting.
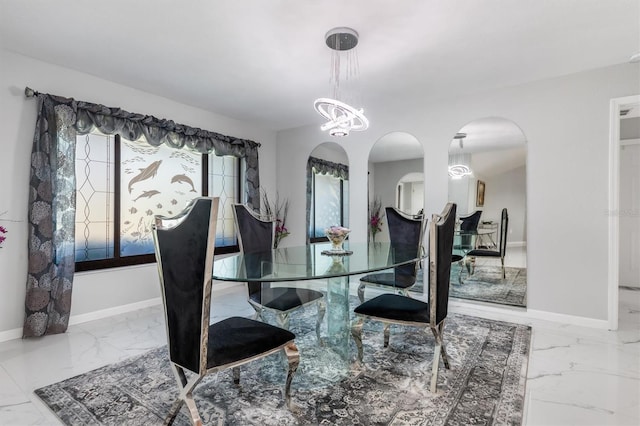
74,132,240,271
308,171,349,242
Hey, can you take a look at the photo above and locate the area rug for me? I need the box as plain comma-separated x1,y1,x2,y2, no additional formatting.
35,301,531,425
414,266,527,308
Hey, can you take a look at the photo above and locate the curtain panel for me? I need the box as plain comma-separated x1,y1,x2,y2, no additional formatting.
305,156,349,243
23,93,261,337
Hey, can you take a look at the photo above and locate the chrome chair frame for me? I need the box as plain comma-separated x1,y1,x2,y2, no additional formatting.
467,208,509,279
153,198,299,425
351,203,456,393
233,204,326,341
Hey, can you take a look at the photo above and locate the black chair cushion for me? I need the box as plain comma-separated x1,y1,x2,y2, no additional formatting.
207,316,295,368
466,249,501,257
354,294,429,323
250,287,324,312
359,272,416,289
451,254,464,263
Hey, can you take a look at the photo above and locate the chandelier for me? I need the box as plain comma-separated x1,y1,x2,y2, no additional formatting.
314,27,369,137
448,133,473,179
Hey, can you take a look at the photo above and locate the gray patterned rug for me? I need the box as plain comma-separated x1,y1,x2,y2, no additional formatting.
415,266,527,307
35,301,531,425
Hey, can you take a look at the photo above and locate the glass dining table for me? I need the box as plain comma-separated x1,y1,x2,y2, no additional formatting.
212,241,426,375
452,230,478,283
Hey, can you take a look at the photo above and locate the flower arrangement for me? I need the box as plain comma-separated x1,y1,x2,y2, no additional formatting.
261,189,290,248
325,225,351,238
0,226,7,248
325,226,351,251
369,197,385,242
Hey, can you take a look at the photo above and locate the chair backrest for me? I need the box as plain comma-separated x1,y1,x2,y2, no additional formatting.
459,210,482,232
386,207,426,286
233,204,274,253
153,197,219,375
428,203,457,326
233,204,275,297
498,208,509,257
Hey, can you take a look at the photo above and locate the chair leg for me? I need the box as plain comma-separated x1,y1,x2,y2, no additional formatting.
283,343,300,408
232,367,240,385
249,302,264,322
276,312,290,330
383,324,391,348
351,317,364,363
429,322,450,393
436,321,450,369
501,257,506,279
167,364,203,426
357,282,366,302
316,299,326,343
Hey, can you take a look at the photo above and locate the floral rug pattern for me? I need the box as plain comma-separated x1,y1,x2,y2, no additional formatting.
36,302,530,425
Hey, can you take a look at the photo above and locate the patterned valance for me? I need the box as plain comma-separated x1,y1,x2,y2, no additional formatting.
307,156,349,180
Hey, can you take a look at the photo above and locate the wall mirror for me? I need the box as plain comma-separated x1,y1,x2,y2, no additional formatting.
368,132,424,242
306,142,350,243
447,117,527,308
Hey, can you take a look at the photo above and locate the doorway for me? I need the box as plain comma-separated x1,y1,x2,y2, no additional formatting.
609,95,640,330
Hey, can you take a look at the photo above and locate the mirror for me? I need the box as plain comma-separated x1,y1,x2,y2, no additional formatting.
368,132,424,242
447,117,527,308
306,142,350,243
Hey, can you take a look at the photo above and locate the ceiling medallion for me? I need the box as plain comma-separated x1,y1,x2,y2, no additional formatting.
314,27,369,137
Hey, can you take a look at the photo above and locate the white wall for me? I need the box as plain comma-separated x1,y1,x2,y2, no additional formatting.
0,50,277,336
483,165,527,244
277,63,640,322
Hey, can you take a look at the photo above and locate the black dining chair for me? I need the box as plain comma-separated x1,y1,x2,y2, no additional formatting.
152,197,300,424
233,204,326,341
357,207,426,302
351,202,457,393
459,210,482,232
457,210,482,251
466,208,509,279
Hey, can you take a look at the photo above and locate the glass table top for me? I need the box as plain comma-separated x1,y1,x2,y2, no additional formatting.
212,241,424,282
453,230,477,255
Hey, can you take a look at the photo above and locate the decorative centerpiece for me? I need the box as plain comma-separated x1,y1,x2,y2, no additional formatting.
322,226,353,256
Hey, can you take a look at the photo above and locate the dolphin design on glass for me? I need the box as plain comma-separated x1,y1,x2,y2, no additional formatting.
128,160,162,193
133,190,161,202
171,174,197,193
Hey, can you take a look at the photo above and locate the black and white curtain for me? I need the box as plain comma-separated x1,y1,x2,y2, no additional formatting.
23,92,261,337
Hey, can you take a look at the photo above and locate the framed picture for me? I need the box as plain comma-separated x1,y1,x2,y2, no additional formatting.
476,180,485,207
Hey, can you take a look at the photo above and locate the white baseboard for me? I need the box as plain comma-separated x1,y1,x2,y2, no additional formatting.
68,297,162,326
525,308,610,329
450,299,610,329
0,327,23,343
507,241,526,248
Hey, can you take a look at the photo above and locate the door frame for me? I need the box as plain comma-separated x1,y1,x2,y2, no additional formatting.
608,95,640,330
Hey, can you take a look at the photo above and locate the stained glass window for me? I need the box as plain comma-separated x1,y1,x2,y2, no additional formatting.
74,132,241,270
75,132,115,261
208,154,238,247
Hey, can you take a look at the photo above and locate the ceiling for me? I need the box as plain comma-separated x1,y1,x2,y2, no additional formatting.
1,1,638,133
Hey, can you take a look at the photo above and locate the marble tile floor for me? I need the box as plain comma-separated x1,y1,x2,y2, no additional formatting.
0,281,638,425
